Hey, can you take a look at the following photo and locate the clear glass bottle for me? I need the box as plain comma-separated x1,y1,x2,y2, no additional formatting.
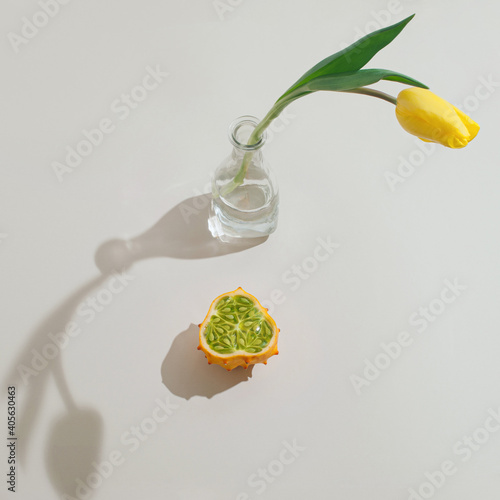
209,116,279,242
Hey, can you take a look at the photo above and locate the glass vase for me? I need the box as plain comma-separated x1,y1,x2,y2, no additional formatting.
208,116,279,243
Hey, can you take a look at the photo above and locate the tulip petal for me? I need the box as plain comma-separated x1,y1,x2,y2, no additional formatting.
453,105,480,141
395,88,479,148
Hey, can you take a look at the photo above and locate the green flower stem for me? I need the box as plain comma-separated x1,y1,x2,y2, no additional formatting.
220,98,294,197
342,87,397,105
221,87,397,197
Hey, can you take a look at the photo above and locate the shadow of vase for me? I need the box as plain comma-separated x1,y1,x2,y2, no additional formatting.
94,194,267,273
161,324,254,399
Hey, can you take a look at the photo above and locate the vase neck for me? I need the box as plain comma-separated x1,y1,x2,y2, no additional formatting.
229,115,267,153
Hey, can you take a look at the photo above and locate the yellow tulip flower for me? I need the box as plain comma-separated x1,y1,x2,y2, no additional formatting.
395,88,479,148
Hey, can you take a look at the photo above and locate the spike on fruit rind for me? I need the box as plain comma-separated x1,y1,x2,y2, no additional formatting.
197,288,280,371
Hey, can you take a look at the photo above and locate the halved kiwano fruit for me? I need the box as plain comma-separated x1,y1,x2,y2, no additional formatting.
198,288,279,371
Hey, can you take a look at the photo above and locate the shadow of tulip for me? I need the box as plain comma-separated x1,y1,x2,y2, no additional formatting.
45,407,103,498
3,275,107,467
161,324,254,399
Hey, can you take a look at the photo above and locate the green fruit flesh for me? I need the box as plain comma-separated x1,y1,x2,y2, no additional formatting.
204,295,274,354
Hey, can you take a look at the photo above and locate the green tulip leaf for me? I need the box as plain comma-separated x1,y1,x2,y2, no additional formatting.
274,69,427,111
279,14,417,102
304,68,427,93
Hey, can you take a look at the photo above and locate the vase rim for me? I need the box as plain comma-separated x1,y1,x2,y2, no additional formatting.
228,115,267,151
